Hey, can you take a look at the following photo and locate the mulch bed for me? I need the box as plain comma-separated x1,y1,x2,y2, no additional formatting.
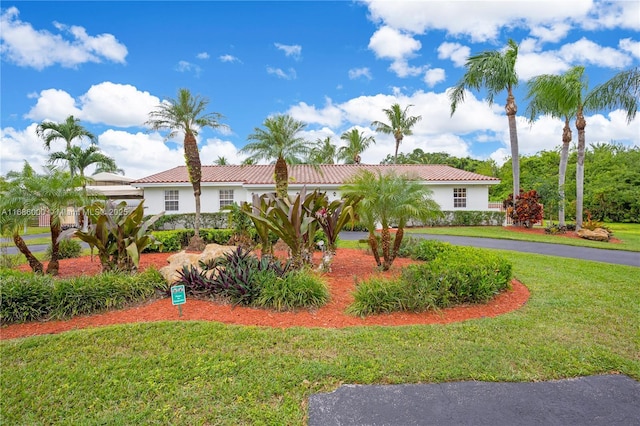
2,248,529,340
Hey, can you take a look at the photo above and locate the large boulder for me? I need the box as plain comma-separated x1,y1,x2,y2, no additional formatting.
577,228,610,242
160,243,236,284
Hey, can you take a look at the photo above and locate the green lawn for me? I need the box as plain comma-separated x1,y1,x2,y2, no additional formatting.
405,223,640,252
1,250,638,425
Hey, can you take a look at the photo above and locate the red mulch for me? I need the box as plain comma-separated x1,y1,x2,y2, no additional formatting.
2,249,529,340
505,225,621,243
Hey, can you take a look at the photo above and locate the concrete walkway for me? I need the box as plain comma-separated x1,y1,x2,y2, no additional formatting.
309,374,640,426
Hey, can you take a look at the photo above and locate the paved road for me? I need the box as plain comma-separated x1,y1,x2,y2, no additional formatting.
309,374,640,426
339,231,640,267
1,233,90,255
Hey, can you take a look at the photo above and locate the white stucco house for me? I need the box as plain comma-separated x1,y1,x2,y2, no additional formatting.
132,164,501,216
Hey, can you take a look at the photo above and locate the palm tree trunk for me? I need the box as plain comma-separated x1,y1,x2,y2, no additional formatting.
575,106,586,230
558,117,572,227
183,131,202,241
275,157,288,198
506,88,520,204
46,218,61,275
380,226,391,271
393,136,402,164
13,233,43,274
368,231,381,267
391,227,404,262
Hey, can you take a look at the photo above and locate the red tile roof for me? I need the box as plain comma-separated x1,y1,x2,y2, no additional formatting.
133,164,499,185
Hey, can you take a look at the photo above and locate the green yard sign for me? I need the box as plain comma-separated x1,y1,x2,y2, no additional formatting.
171,285,186,305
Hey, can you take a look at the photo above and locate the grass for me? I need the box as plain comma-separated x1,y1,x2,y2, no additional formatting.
1,250,638,424
405,223,640,252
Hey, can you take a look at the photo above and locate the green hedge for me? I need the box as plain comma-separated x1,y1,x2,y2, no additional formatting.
146,228,237,252
348,243,512,316
147,213,229,230
0,268,167,324
420,210,504,226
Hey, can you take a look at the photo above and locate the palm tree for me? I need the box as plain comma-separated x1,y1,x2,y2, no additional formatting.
6,163,84,275
1,163,44,273
36,115,97,177
371,104,421,164
48,145,120,199
213,156,229,165
526,67,582,227
240,114,310,198
527,66,639,229
308,137,337,164
93,163,125,175
337,129,375,164
450,39,521,198
146,88,227,249
341,170,439,271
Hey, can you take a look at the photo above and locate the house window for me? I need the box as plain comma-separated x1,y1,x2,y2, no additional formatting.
219,190,234,209
165,190,179,211
453,188,467,208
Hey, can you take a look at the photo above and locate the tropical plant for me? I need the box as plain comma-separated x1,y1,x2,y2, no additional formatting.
63,200,163,273
4,163,84,275
314,196,361,271
0,165,43,273
48,145,119,200
337,128,376,164
503,189,543,228
36,115,97,176
242,188,325,269
240,114,310,198
526,67,582,227
146,88,227,249
450,39,521,201
308,136,337,164
371,104,421,164
213,156,229,165
341,170,440,271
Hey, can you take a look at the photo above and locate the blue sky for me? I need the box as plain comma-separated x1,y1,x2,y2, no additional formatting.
1,0,639,179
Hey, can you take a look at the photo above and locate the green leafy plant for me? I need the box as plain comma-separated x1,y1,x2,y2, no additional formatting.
45,239,82,260
62,200,163,272
256,269,329,311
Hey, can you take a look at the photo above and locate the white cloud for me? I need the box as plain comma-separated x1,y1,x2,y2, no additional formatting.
25,89,82,122
0,6,127,70
424,68,445,87
219,54,240,63
619,38,640,60
368,26,424,77
98,130,184,179
0,124,49,175
558,37,632,68
288,98,343,128
582,0,640,31
516,51,571,80
348,67,373,80
274,42,302,59
437,42,470,67
175,60,202,76
25,82,161,128
200,138,246,165
363,0,592,42
528,22,572,43
266,66,297,80
196,52,210,59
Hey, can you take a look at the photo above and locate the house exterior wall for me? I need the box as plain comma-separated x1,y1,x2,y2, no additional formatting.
139,183,496,215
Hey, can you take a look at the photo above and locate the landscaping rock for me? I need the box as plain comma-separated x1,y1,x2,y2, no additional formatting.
577,228,610,242
160,243,236,284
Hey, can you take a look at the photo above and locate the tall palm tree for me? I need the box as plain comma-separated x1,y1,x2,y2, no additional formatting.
337,128,375,164
240,114,310,198
48,145,120,199
341,170,439,271
146,88,227,248
36,115,97,176
371,104,421,164
450,39,520,198
526,67,583,227
527,66,639,229
308,136,337,164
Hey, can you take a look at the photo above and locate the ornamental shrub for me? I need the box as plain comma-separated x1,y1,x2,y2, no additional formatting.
256,269,330,311
503,190,543,228
45,238,82,260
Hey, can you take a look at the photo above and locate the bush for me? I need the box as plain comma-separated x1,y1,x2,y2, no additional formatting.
147,229,238,253
348,245,512,317
0,268,166,324
256,269,330,311
410,239,454,261
420,211,504,227
45,239,82,260
503,190,543,228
